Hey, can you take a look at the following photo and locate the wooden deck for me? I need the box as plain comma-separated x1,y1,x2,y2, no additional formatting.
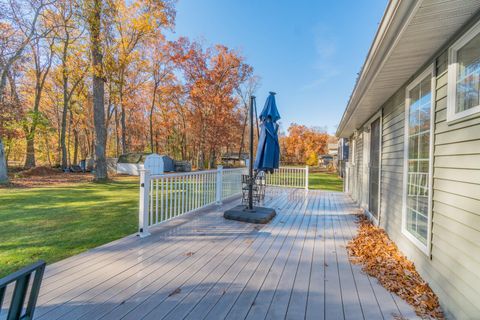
31,188,418,320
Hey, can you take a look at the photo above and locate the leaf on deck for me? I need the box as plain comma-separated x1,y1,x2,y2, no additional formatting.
346,214,444,319
168,287,182,297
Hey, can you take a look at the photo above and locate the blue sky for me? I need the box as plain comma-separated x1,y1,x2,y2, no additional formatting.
169,0,387,134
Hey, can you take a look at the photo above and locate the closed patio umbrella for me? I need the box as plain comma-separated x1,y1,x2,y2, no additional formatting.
254,92,281,173
223,92,279,224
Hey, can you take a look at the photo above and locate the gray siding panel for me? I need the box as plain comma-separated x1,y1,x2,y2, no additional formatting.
346,47,480,319
430,50,480,317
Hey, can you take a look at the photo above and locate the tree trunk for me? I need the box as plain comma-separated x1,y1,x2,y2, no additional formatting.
90,0,108,181
149,84,158,153
114,106,120,157
209,150,216,169
120,103,127,154
67,109,72,167
73,129,79,165
24,91,42,169
119,74,127,155
0,138,8,184
24,135,36,168
60,34,70,170
238,103,248,159
149,110,154,153
44,133,52,166
60,83,69,169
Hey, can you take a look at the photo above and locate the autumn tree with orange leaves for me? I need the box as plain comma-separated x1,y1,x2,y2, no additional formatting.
280,124,329,166
0,0,258,179
171,38,253,169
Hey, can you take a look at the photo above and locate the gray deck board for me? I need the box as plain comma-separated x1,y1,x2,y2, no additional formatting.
31,188,419,320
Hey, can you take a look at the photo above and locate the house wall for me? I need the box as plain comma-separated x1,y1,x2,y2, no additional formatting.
346,35,480,320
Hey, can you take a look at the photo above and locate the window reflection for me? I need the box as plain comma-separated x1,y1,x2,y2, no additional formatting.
406,74,431,246
456,33,480,113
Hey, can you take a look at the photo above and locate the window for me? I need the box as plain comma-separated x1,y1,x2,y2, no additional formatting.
403,66,434,253
448,21,480,122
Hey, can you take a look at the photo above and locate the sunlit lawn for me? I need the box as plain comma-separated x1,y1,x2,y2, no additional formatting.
0,177,139,278
309,171,343,192
0,169,343,277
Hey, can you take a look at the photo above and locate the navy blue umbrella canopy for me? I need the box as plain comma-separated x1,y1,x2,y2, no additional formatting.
254,92,281,173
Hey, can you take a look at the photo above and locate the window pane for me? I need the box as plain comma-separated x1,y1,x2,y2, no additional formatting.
406,74,431,246
409,136,419,158
406,208,416,234
420,77,431,106
419,133,430,159
456,32,480,113
417,214,428,245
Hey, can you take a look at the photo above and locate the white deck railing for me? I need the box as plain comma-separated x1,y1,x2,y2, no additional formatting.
138,166,244,237
138,165,309,237
265,166,309,189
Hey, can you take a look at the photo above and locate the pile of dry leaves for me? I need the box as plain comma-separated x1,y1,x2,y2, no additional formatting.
347,213,444,319
2,166,94,188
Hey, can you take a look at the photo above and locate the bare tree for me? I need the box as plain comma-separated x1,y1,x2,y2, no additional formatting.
0,0,52,181
236,75,260,159
148,41,173,153
23,31,56,168
54,0,87,169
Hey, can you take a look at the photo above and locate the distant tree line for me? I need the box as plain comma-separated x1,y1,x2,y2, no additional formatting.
0,0,258,183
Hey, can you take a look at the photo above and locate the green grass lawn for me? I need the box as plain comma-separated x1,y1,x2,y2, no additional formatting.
308,171,343,192
0,170,342,278
0,177,139,278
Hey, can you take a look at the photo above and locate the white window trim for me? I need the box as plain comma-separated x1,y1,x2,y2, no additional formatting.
447,20,480,123
402,64,435,256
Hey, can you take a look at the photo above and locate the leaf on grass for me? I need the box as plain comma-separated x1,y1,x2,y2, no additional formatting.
346,215,444,319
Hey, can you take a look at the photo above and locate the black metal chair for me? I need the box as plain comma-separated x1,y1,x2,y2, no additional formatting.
0,260,46,320
241,172,266,205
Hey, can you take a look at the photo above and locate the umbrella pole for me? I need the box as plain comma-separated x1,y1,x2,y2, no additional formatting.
248,95,255,210
222,93,276,224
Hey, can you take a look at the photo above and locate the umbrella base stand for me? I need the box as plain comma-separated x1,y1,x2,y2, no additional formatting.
223,205,276,224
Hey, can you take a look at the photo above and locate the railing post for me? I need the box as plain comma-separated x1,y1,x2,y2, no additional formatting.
305,165,309,190
138,169,151,238
216,165,223,205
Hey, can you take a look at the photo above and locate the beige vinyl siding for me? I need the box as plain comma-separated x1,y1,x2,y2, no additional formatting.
373,51,480,319
429,51,480,318
346,52,480,319
353,133,364,203
343,11,480,320
379,87,405,241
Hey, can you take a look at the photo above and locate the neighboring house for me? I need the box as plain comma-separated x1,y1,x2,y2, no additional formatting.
337,1,480,319
327,143,338,157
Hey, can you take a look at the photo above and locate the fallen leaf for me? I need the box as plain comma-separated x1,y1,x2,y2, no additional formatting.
346,215,444,319
168,287,181,297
